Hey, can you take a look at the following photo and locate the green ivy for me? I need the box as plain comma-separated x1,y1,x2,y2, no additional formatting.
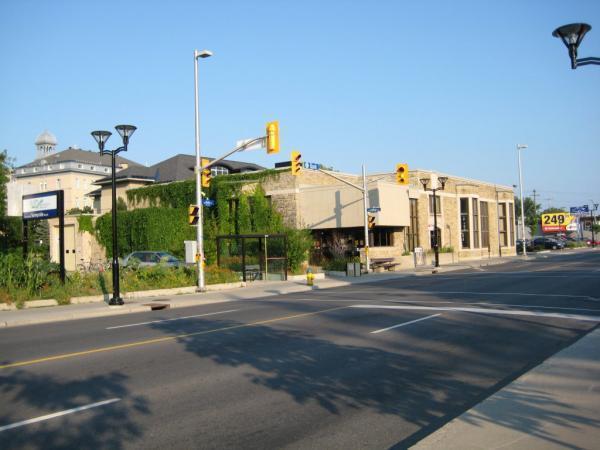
76,215,94,235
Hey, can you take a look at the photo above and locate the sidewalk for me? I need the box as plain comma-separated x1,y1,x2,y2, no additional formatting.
0,271,413,328
412,326,600,450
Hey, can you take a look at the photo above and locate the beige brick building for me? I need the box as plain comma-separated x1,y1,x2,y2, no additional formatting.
255,167,516,266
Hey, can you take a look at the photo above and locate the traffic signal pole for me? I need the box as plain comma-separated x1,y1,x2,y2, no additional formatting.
362,165,370,273
317,166,371,273
194,51,206,291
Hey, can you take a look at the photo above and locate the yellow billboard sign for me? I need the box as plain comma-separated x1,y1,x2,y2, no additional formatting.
541,212,574,233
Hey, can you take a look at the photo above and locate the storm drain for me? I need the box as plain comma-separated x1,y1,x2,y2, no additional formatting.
144,303,171,311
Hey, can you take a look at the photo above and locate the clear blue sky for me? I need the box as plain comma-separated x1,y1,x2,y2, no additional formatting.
1,0,598,210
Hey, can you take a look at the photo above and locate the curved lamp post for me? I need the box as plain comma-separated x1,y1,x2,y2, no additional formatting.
91,125,137,305
552,23,599,69
420,176,448,268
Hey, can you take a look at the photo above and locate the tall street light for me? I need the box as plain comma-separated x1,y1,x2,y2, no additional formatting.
517,144,528,256
91,125,136,305
420,176,448,268
552,23,599,69
194,49,212,292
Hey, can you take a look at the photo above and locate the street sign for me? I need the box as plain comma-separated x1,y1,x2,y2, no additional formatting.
366,207,381,213
202,198,215,207
541,212,574,233
23,191,60,220
570,205,589,214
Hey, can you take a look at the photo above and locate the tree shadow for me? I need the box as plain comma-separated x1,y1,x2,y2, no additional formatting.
0,370,149,449
146,307,593,447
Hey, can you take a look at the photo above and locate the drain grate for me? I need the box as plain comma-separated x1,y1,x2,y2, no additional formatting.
144,303,170,311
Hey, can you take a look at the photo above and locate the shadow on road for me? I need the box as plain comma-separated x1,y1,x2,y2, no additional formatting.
0,370,149,449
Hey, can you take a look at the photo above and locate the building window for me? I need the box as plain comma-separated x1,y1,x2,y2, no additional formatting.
33,167,37,173
430,227,441,248
405,198,419,252
369,227,394,247
90,166,95,171
211,165,229,177
509,203,515,246
460,198,470,248
21,169,25,174
481,201,489,248
498,203,508,247
472,199,480,248
428,195,441,215
47,165,52,171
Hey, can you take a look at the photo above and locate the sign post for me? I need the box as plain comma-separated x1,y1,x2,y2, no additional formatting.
22,190,65,283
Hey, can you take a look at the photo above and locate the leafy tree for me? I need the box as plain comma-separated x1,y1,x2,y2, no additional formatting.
515,197,541,235
0,150,11,219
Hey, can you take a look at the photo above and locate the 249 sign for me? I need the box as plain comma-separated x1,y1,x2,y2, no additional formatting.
541,212,573,233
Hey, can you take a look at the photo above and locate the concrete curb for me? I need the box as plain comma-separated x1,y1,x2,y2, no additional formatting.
24,299,59,308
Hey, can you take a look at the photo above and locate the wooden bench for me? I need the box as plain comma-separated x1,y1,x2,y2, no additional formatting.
369,258,399,272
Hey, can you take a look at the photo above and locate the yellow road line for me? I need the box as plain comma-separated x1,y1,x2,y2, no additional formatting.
0,306,348,370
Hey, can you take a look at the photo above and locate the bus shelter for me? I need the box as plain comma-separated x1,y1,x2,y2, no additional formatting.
216,233,288,282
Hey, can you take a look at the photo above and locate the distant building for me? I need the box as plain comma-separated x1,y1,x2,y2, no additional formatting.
7,131,142,216
90,153,264,214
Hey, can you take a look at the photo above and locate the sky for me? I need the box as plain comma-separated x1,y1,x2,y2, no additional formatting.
1,0,599,210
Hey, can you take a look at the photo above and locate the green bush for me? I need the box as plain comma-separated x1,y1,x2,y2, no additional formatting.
322,258,350,271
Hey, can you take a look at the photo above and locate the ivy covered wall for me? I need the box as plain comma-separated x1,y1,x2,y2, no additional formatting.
96,168,311,271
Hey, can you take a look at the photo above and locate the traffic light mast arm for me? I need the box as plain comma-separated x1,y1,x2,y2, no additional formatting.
318,169,364,193
197,136,266,172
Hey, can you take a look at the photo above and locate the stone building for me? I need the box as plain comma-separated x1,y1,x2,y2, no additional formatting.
255,167,517,266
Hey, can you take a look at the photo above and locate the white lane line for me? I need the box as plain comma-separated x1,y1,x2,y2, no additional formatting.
370,314,441,334
0,398,121,433
106,309,240,330
351,305,600,322
387,300,600,313
427,291,600,302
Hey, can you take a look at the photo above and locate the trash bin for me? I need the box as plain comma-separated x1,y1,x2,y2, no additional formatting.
346,262,361,277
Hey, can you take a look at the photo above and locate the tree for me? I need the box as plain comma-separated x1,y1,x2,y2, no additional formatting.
0,150,10,219
515,197,541,235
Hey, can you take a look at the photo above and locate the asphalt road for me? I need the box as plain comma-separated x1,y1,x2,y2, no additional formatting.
1,251,599,449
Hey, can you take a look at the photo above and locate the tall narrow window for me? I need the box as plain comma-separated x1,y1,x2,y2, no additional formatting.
509,203,515,246
460,198,470,248
481,201,489,248
429,195,441,215
498,203,508,247
472,199,480,248
405,198,419,251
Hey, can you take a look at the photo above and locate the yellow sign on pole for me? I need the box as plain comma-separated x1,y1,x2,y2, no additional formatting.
541,212,574,233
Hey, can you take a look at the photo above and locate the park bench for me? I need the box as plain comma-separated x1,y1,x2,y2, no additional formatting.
369,257,400,272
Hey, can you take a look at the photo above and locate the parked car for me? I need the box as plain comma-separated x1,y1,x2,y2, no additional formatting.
122,251,183,267
532,237,565,250
516,239,533,253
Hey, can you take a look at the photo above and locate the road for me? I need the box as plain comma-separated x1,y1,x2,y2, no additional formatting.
1,251,599,449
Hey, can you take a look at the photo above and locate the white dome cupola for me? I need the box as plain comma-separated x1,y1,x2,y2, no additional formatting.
35,130,58,160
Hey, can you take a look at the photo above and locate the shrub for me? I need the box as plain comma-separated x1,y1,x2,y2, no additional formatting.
322,258,350,271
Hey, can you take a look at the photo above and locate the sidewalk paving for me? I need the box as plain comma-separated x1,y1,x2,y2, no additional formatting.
411,326,600,449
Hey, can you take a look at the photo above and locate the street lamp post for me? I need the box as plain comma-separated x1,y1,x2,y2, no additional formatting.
194,49,212,292
552,23,599,69
591,202,599,248
517,144,528,256
420,176,448,268
91,125,137,305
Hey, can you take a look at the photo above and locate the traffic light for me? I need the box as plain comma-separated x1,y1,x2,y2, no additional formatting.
266,121,280,154
396,163,408,185
291,151,302,176
201,168,211,188
188,204,199,226
368,214,376,229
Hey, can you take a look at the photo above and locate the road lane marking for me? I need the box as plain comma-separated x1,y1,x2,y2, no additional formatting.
370,314,441,334
0,306,348,370
426,291,600,302
351,305,600,322
106,309,241,330
0,398,120,433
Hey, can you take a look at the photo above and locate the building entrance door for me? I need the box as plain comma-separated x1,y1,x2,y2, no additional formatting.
64,225,76,271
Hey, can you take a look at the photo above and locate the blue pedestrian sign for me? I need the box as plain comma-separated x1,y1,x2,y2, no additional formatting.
570,205,589,214
202,198,216,207
367,207,381,213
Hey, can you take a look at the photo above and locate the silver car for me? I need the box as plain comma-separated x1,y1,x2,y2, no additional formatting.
122,251,183,268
